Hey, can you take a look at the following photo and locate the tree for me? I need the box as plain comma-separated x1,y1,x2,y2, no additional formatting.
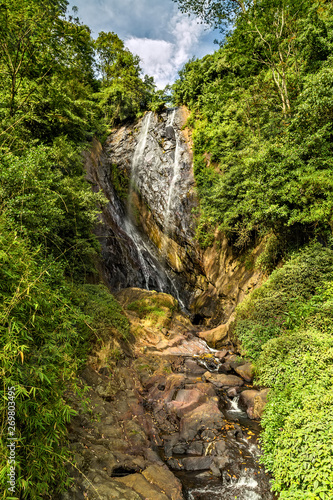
172,0,249,27
94,31,155,124
0,0,98,148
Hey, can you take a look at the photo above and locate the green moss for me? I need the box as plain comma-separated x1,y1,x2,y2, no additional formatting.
71,284,130,341
110,163,129,200
231,243,333,498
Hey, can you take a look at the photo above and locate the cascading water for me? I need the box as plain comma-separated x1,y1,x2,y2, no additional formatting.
160,345,275,500
84,108,278,499
127,112,152,217
90,108,189,308
163,108,182,254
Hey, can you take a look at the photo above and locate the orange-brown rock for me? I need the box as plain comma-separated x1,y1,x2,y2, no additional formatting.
235,362,255,382
203,372,244,388
253,388,270,419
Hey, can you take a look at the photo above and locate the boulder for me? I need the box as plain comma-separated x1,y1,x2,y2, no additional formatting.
226,387,239,398
184,358,207,375
235,362,254,382
115,473,169,500
189,382,216,398
187,441,204,455
167,389,208,418
214,349,228,360
239,390,259,419
225,354,244,371
142,465,183,500
83,476,143,500
203,372,244,389
182,456,212,471
179,401,224,441
253,388,270,419
198,323,229,348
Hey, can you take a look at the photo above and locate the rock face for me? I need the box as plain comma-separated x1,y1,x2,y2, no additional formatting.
85,106,265,329
62,289,273,500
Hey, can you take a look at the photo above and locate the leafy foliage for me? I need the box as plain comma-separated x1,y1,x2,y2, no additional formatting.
0,2,157,498
0,142,104,278
174,5,333,495
231,245,333,497
0,216,85,498
173,0,333,251
94,31,156,125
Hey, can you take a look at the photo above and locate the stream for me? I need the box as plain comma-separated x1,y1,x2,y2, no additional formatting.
85,107,276,498
151,347,275,500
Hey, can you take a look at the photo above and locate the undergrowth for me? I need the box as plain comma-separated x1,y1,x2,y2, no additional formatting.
232,244,333,498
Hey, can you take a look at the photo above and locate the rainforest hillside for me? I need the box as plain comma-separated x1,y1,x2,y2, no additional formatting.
0,1,158,497
1,0,333,499
172,0,333,498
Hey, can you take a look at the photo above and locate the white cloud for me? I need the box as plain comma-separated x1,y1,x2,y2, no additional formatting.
125,13,209,88
125,38,174,88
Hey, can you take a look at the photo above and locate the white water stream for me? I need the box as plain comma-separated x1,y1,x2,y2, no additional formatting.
128,111,152,214
117,110,187,308
124,111,166,290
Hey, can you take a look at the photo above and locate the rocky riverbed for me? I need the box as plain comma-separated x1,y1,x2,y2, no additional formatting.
62,289,275,500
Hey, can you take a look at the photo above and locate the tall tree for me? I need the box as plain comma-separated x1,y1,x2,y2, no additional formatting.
94,31,155,124
0,0,98,148
172,0,249,27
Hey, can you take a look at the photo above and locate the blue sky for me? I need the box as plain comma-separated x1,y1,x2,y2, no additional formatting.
67,0,218,88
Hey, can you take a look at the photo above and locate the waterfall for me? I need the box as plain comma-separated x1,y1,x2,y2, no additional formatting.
128,111,152,217
164,109,181,245
91,107,194,310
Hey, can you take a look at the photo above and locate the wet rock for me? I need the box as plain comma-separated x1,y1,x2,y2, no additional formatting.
142,465,183,500
147,373,186,406
227,387,239,398
189,382,216,398
167,388,208,418
198,323,229,348
239,389,259,407
179,401,224,441
210,455,230,476
253,388,270,419
219,362,232,373
214,349,228,360
173,443,187,454
203,372,244,388
155,338,211,357
182,456,213,471
235,362,254,381
225,354,244,370
115,473,169,500
201,429,217,440
164,434,183,457
239,389,259,419
208,439,227,456
187,441,204,455
184,358,206,375
83,476,143,500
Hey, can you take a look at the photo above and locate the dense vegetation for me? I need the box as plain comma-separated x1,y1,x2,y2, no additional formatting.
233,245,333,498
173,0,333,259
2,0,333,498
172,0,333,497
0,1,152,498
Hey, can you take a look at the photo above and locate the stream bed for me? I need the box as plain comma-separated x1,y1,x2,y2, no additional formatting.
176,395,274,500
148,346,276,500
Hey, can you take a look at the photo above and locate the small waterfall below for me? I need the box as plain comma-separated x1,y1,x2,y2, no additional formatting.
160,347,275,500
